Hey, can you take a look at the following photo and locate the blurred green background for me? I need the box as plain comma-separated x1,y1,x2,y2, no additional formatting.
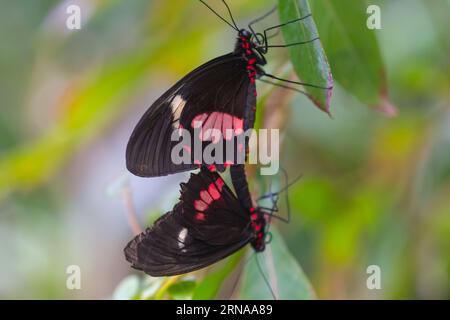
0,0,449,299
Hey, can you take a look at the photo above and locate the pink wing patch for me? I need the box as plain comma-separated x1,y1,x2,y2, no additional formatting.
215,178,225,191
191,112,244,143
194,199,208,212
200,190,213,204
192,177,225,221
195,212,205,221
208,183,221,200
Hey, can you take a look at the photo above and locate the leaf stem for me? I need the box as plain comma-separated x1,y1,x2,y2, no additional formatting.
154,275,182,300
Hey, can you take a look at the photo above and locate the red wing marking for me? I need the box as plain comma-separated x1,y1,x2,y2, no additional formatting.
224,160,234,168
192,114,208,128
208,183,221,200
195,212,206,221
190,112,244,142
233,117,244,135
200,190,213,204
183,145,192,154
202,112,218,141
215,178,225,191
192,178,226,221
223,113,233,140
194,199,208,211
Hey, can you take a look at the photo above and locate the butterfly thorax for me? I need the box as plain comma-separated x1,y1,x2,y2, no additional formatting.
249,207,267,252
235,29,266,85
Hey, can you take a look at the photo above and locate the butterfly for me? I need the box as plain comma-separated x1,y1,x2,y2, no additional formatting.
124,168,271,277
126,0,331,178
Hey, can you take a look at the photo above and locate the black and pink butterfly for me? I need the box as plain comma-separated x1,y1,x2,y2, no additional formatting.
126,0,332,178
124,168,287,277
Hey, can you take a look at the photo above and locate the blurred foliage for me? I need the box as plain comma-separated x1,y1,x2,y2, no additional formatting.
0,0,449,300
278,0,333,113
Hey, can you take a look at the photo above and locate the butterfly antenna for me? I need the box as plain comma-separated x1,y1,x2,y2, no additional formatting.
221,0,239,31
199,0,239,31
281,167,291,224
255,254,278,300
228,250,255,299
257,172,303,202
262,73,333,90
258,168,301,223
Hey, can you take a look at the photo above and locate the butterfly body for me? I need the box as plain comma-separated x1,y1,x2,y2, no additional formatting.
126,28,270,177
124,169,269,276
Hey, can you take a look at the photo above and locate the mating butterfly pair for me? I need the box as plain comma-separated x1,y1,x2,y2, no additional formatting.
124,1,328,277
126,1,330,178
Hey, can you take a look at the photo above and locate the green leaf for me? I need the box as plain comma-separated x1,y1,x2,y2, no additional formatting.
278,0,333,114
309,0,396,115
113,275,141,300
239,228,315,299
167,280,196,300
192,250,244,300
139,276,165,300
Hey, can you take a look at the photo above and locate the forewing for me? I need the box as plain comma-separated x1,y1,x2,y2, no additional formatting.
126,53,254,177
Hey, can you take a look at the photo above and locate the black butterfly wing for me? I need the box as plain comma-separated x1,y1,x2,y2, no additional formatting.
124,169,253,277
126,53,255,177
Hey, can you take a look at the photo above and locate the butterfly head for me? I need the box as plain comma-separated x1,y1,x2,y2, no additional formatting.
235,29,267,66
238,29,252,39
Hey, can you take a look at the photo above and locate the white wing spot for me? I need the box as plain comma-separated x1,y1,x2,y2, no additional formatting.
171,95,186,128
177,228,188,249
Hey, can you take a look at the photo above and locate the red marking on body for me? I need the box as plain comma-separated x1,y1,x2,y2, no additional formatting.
200,190,213,204
195,212,205,221
208,183,221,200
194,199,208,211
252,223,262,232
251,213,257,221
207,164,216,172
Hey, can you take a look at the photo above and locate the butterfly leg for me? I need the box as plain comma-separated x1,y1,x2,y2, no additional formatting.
258,78,311,98
261,73,333,90
248,5,278,43
266,37,320,48
264,13,313,33
257,168,296,224
249,5,277,27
